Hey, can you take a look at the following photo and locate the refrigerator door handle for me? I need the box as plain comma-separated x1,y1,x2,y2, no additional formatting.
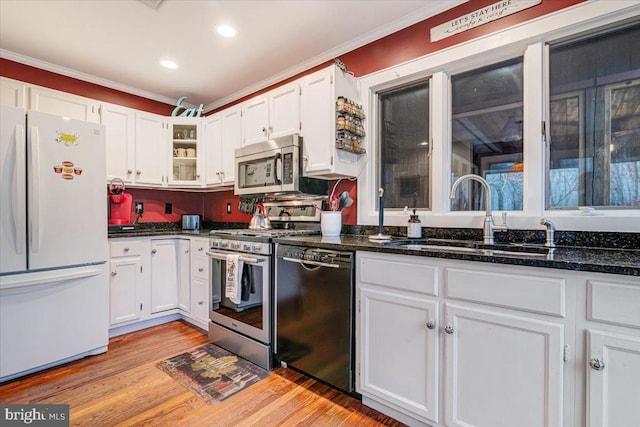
29,126,41,253
13,123,26,254
0,267,103,293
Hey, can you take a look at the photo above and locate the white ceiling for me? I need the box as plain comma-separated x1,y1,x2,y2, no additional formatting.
0,0,464,111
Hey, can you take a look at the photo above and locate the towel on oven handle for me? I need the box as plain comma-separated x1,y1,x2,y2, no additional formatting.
225,254,242,304
241,263,255,301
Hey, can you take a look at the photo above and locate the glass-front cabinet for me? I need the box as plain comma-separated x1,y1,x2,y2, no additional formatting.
169,117,201,186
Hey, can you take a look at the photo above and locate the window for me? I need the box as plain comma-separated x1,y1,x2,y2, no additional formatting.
450,58,524,212
547,24,640,209
378,79,430,209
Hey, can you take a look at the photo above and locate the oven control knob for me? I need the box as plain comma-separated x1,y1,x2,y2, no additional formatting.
221,242,229,249
243,244,251,252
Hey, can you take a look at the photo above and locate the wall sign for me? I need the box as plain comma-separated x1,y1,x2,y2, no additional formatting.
172,96,204,117
430,0,541,42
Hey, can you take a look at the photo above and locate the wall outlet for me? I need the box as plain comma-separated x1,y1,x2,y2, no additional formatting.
135,202,144,214
165,203,172,214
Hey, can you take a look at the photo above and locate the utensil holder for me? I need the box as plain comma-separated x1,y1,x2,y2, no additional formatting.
321,211,342,237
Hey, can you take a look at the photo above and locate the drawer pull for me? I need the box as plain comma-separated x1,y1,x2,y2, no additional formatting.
151,249,157,254
589,358,605,371
124,247,129,252
198,301,204,305
198,268,204,272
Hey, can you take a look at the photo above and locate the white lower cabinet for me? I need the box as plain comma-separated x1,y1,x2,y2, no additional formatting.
177,239,191,313
582,277,640,427
356,251,567,427
109,239,145,326
150,239,178,313
187,237,210,328
109,258,142,324
359,287,439,424
191,278,210,325
444,304,563,427
586,330,640,427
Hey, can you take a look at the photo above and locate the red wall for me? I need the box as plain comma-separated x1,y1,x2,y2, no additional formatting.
3,0,585,225
0,58,175,115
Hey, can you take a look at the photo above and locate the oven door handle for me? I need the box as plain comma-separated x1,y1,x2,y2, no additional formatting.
207,251,264,265
281,256,340,269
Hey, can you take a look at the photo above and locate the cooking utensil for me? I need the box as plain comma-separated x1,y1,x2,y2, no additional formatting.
338,191,353,210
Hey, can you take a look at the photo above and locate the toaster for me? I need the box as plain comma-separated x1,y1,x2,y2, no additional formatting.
181,214,201,230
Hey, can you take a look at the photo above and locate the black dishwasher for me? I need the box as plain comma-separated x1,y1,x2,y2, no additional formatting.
275,244,354,393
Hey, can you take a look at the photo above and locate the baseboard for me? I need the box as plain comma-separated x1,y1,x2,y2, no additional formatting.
109,313,182,337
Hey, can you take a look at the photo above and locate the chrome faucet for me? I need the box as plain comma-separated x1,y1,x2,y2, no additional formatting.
449,174,496,244
540,218,556,248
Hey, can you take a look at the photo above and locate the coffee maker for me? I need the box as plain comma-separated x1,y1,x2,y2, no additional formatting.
108,178,133,225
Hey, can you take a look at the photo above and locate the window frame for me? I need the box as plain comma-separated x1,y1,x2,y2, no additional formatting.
357,1,640,232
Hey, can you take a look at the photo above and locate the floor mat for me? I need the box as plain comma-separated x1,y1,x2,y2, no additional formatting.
157,343,269,404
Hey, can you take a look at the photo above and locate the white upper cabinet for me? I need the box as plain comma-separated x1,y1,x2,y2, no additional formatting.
0,77,27,108
268,82,300,139
168,117,202,187
204,112,223,186
242,96,268,145
204,105,242,187
300,65,364,179
242,81,300,145
29,85,100,123
134,111,167,186
101,102,136,184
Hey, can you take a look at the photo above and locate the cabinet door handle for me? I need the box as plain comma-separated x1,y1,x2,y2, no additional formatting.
136,170,141,175
198,247,204,252
111,270,117,276
426,321,435,330
198,268,204,272
444,325,454,334
589,358,605,371
262,127,266,133
151,249,157,254
124,247,130,252
185,250,189,254
127,169,133,174
198,301,204,305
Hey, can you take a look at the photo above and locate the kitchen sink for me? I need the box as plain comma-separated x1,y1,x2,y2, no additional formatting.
384,239,551,258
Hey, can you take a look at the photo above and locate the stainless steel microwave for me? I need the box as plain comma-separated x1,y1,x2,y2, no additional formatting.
234,135,327,197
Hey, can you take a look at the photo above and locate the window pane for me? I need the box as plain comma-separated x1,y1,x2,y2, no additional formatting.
548,24,640,209
378,80,430,209
451,59,524,211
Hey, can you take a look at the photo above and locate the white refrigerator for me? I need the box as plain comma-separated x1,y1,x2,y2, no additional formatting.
0,105,109,381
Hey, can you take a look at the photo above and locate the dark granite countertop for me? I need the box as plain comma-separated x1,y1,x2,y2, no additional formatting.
108,229,212,238
108,224,640,277
273,234,640,278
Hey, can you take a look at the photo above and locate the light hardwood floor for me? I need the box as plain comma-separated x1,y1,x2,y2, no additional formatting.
0,320,406,426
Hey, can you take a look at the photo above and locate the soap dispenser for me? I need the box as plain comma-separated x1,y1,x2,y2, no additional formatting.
407,209,422,239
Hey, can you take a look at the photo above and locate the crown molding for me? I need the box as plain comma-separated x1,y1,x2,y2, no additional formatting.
0,49,177,106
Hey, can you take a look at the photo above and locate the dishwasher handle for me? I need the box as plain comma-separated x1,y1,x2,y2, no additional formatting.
281,256,340,269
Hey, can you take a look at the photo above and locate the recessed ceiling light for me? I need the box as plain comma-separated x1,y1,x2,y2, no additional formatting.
216,25,236,38
160,60,178,69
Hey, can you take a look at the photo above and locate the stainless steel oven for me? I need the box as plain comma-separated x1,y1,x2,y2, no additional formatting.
208,239,272,368
207,199,322,370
